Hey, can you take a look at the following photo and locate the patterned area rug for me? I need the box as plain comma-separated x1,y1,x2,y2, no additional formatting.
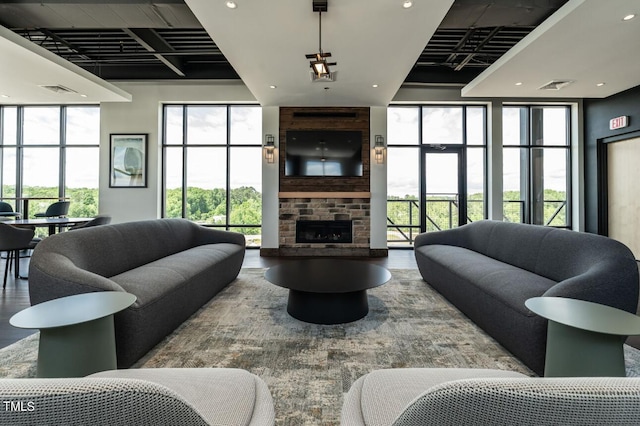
3,269,639,425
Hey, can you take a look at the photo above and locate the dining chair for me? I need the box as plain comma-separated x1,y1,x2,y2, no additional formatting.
0,202,21,218
34,201,70,218
69,215,112,230
0,223,36,288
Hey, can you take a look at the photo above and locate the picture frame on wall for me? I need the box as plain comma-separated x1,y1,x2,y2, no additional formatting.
109,133,148,188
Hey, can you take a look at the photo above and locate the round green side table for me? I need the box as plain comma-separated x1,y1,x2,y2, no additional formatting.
10,291,136,378
526,296,640,377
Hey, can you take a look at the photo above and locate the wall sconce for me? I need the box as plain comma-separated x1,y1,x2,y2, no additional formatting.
374,135,386,164
264,134,276,163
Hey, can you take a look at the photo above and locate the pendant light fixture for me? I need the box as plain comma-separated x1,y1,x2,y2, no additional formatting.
305,0,336,81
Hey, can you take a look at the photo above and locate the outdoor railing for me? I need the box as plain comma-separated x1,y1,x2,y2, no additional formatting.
388,197,567,245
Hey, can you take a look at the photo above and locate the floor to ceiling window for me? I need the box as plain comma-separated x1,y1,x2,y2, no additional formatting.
502,105,571,227
162,104,262,247
0,105,100,224
387,105,487,246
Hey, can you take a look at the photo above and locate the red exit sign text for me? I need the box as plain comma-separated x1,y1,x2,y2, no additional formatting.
609,115,629,130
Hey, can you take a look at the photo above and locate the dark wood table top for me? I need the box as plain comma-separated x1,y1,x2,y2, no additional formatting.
264,258,391,293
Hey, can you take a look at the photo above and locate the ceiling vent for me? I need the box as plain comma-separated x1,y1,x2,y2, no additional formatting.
538,80,574,91
39,84,77,94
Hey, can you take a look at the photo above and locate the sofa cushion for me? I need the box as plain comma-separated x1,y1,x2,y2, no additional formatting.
109,243,243,306
416,245,556,315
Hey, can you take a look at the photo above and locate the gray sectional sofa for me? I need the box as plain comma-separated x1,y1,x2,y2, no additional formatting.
414,220,639,375
29,218,246,368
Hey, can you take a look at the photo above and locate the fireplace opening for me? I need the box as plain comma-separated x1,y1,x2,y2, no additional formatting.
296,220,353,244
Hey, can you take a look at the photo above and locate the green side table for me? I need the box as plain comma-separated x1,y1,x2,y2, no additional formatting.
526,296,640,377
10,291,136,378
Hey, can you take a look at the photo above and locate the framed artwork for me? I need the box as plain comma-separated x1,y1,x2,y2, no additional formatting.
109,134,148,188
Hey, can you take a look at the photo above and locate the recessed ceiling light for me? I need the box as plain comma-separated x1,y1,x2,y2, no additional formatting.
402,1,413,9
226,1,237,9
269,85,277,89
515,82,523,86
1,94,9,98
80,94,88,98
372,84,378,88
623,14,636,21
597,82,606,87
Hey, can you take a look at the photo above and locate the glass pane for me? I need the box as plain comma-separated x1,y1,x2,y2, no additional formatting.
2,107,17,145
65,147,99,217
165,106,184,145
425,152,459,231
230,106,261,145
22,148,59,217
186,147,227,224
164,147,184,218
537,148,568,226
186,106,227,145
387,147,419,246
466,107,485,145
66,107,99,145
2,148,16,200
422,107,463,145
541,107,568,146
230,147,262,246
23,107,60,145
503,147,525,223
387,107,419,145
467,148,485,222
503,106,526,146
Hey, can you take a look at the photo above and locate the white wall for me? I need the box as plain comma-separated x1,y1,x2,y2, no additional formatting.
261,106,279,248
99,81,256,223
370,107,387,249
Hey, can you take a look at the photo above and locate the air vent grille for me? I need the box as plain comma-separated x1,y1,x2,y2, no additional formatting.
39,85,77,94
293,111,358,118
538,80,574,91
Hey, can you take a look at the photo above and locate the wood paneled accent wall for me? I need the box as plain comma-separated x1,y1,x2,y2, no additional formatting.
279,107,370,192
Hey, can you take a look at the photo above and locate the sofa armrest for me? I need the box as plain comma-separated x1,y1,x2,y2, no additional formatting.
193,225,246,247
414,226,467,249
542,258,639,314
29,253,126,305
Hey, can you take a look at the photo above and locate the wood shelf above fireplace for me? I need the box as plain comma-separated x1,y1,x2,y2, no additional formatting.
279,192,371,199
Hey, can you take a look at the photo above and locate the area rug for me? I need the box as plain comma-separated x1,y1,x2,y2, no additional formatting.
3,269,639,425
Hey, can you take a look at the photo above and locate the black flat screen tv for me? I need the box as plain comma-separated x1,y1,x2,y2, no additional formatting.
285,130,363,177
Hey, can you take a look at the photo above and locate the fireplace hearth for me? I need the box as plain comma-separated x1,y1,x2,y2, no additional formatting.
296,220,353,244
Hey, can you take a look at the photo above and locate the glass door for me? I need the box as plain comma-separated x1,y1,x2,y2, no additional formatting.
422,147,466,232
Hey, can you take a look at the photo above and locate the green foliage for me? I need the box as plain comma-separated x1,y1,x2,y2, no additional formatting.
164,186,262,234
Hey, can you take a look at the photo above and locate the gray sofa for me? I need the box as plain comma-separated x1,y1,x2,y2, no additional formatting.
414,220,639,375
0,368,274,425
341,368,640,425
29,218,246,368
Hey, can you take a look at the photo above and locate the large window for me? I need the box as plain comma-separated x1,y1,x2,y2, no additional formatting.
502,106,570,227
0,105,100,223
162,105,262,247
387,105,487,246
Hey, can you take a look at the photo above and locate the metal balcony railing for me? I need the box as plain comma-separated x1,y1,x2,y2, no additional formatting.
387,197,567,245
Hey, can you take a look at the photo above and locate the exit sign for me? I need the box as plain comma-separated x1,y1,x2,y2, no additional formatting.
609,115,629,130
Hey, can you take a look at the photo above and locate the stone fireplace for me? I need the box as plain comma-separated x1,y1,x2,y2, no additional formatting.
277,194,371,256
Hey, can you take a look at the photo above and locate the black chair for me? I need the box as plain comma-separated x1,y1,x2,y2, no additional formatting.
69,215,112,230
34,201,70,218
0,202,20,218
0,223,35,288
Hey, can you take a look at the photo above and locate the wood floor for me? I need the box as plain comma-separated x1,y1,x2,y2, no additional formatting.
4,250,639,352
0,249,417,350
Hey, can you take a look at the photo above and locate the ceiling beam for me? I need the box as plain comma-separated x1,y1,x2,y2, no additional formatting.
123,28,185,77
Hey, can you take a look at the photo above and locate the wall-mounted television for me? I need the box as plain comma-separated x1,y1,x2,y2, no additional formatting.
285,130,363,177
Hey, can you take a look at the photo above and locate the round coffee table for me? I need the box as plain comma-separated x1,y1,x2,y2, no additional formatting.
526,296,640,377
10,291,136,378
264,258,391,324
